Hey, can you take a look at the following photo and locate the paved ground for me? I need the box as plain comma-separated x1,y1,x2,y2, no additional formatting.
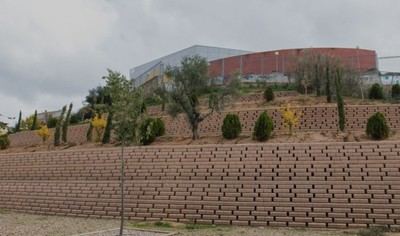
1,210,400,236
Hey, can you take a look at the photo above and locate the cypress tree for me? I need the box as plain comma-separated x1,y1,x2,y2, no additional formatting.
335,68,345,132
102,112,113,144
54,105,66,146
62,103,73,143
15,110,22,132
31,110,38,130
326,62,332,103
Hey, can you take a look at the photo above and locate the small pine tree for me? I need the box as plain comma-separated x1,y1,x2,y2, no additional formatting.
15,110,22,132
54,105,66,146
31,110,38,130
253,111,274,141
366,112,389,140
368,83,384,100
263,87,274,102
392,84,400,99
222,114,242,139
62,103,73,143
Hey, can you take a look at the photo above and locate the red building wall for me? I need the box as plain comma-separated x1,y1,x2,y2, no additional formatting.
209,48,377,79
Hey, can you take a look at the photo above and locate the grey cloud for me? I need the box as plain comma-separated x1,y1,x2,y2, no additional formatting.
0,0,399,122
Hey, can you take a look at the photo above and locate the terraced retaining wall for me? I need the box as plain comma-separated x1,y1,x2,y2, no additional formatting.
1,142,400,228
9,104,400,147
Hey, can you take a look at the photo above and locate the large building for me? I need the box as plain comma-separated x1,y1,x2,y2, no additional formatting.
209,47,378,83
130,46,378,90
129,45,251,90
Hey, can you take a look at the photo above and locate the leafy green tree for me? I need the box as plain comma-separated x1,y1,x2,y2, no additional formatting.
15,110,22,132
138,118,157,145
31,110,38,130
165,55,239,140
153,117,165,136
103,69,146,236
62,103,73,143
54,105,66,146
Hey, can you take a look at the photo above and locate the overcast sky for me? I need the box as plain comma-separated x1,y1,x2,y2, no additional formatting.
1,0,400,123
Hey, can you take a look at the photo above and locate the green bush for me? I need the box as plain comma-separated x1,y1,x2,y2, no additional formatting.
69,113,81,124
253,111,274,141
46,116,58,128
221,114,242,139
368,83,384,100
153,118,165,137
0,135,10,150
263,87,275,102
366,112,389,140
392,84,400,99
138,118,157,145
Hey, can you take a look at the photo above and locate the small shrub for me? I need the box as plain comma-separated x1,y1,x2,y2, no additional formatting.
368,83,384,100
153,118,165,137
36,125,51,143
263,87,275,102
253,111,274,141
0,135,10,150
221,114,242,139
280,104,300,135
392,84,400,99
138,118,157,145
366,112,389,140
91,114,107,142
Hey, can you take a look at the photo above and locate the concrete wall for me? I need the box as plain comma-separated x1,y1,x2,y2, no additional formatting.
1,142,400,228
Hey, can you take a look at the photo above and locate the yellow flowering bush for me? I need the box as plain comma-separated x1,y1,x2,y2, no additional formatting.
280,104,301,135
36,125,51,143
91,114,107,142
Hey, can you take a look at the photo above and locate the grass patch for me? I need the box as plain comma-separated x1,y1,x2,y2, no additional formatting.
129,221,173,229
185,223,217,230
0,208,9,214
358,226,388,236
154,221,172,228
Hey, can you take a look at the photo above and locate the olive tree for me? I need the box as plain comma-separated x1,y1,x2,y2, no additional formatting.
165,55,239,140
